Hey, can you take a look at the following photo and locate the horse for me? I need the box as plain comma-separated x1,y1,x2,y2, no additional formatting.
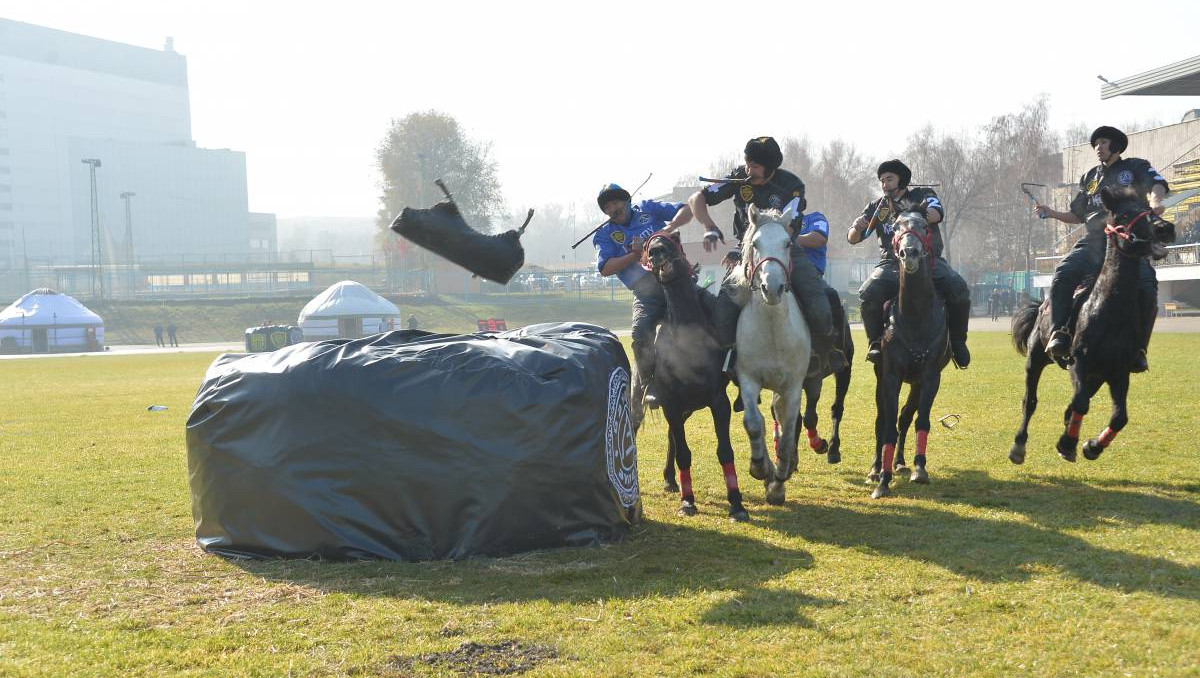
793,290,854,466
640,231,749,521
726,205,811,506
869,211,951,499
1009,187,1175,464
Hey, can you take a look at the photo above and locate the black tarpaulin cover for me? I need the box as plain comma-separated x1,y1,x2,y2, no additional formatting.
390,201,525,284
186,322,641,561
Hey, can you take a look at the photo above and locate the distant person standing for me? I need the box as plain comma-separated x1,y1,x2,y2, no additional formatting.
153,324,164,347
167,323,178,347
407,314,419,331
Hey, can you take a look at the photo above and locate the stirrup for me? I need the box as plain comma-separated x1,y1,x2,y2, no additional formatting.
1046,329,1071,358
866,342,882,364
1131,349,1149,374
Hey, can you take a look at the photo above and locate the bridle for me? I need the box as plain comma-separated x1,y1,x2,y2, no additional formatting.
1104,210,1153,255
744,229,792,294
892,222,934,258
643,232,693,281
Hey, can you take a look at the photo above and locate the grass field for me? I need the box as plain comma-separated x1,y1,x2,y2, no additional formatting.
88,293,637,345
1,331,1198,677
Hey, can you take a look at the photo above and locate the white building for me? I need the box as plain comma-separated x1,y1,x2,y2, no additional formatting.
0,18,269,296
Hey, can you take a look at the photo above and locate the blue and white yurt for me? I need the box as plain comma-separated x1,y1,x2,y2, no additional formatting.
297,281,400,340
0,289,105,354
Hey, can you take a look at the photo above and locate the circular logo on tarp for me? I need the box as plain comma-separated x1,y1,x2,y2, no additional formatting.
605,368,639,508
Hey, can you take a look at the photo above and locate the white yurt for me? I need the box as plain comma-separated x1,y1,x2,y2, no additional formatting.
0,288,105,354
298,281,401,340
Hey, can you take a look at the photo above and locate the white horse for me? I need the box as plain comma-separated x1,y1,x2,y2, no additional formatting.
728,205,812,505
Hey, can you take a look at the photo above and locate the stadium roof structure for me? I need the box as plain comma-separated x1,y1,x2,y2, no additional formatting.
1101,55,1200,99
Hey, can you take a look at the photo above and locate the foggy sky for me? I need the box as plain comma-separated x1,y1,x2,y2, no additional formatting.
5,0,1199,220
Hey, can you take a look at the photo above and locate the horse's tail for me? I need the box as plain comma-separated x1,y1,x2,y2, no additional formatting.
1011,301,1040,356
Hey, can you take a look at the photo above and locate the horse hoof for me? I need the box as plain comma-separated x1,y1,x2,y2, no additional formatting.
893,463,909,476
871,484,891,500
765,482,786,506
663,481,680,494
867,470,880,483
1009,443,1026,465
728,508,751,523
749,460,767,481
814,438,829,455
910,466,929,484
677,502,698,517
1082,439,1104,461
1056,438,1078,463
827,450,841,465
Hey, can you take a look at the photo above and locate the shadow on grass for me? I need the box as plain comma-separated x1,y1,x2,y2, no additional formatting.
929,469,1200,532
757,471,1199,601
234,518,838,628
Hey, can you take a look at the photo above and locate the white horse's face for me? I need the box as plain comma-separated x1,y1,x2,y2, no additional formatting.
747,207,793,306
894,214,927,275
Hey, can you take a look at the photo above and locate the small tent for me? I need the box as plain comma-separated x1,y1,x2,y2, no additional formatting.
298,281,400,340
0,288,105,354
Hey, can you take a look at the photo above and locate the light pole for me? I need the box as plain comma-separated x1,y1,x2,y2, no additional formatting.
121,191,136,297
81,158,103,299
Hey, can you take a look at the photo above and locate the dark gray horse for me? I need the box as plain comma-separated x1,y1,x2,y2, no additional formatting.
1009,187,1175,463
640,232,749,521
869,212,951,499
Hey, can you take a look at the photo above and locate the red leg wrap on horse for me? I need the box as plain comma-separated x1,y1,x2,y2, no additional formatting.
807,428,822,451
1098,427,1117,448
882,444,895,473
916,430,929,458
721,461,739,491
1067,412,1083,438
679,469,693,498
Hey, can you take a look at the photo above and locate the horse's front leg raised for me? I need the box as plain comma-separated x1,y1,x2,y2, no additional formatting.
1081,371,1130,461
740,378,774,484
1057,358,1103,463
710,390,749,521
1010,342,1052,465
765,383,805,506
800,376,829,457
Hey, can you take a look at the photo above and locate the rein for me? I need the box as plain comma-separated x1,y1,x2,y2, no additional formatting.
1104,210,1153,256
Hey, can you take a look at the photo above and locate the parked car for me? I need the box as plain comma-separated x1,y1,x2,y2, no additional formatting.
550,275,571,291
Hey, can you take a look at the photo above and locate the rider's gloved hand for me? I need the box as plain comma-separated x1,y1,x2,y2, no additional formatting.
702,227,725,252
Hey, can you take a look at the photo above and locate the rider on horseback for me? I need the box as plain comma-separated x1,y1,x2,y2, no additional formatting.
687,136,842,377
1034,126,1167,372
592,182,694,407
848,160,972,368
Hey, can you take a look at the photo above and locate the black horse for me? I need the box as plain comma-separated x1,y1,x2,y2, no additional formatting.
780,290,854,466
1009,187,1174,464
638,232,749,521
869,212,952,499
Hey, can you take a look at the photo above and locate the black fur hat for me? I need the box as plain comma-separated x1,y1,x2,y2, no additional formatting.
876,159,912,188
1090,126,1128,154
744,136,783,173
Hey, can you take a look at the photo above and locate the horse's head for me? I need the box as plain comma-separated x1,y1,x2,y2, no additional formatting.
891,211,933,275
1100,186,1175,260
645,231,688,284
744,204,795,305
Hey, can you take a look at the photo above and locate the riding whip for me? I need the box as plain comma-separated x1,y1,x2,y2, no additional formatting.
1021,182,1049,219
570,172,655,250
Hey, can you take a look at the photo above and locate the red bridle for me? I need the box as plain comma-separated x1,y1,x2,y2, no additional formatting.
1104,210,1152,243
642,232,692,275
892,224,934,257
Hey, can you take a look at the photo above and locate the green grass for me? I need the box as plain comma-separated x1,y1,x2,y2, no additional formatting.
1,332,1198,677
